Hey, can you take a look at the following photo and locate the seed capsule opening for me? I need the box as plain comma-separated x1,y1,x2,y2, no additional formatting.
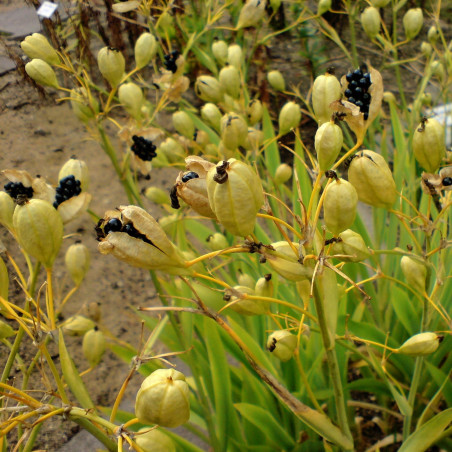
131,135,157,162
213,161,229,184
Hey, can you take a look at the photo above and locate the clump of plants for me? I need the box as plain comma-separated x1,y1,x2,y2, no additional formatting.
1,1,451,451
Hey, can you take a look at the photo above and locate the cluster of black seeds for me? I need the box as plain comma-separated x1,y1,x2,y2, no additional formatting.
53,175,81,208
103,218,154,246
345,65,372,120
443,177,452,186
182,171,199,183
4,182,33,200
164,50,179,73
131,135,157,162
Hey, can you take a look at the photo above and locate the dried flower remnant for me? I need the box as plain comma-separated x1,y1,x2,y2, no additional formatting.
53,175,91,224
153,53,189,102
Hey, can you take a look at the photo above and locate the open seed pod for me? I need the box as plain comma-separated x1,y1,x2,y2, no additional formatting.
2,169,55,204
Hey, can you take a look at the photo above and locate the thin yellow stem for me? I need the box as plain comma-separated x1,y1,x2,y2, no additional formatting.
46,268,56,330
312,178,333,232
110,368,135,423
332,140,363,170
257,213,303,240
0,383,40,408
192,272,232,289
306,172,323,220
185,246,250,267
40,346,69,404
58,285,79,312
32,407,66,427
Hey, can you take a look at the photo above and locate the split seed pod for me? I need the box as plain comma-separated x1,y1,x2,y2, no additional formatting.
13,199,63,268
97,47,125,88
278,102,301,135
206,159,264,236
347,150,397,208
25,59,59,88
315,121,343,171
134,32,157,69
403,8,423,41
83,327,105,367
65,243,90,286
135,369,190,428
412,118,446,173
59,158,90,192
135,428,176,452
21,33,60,65
330,229,370,262
267,330,297,362
397,332,440,356
324,178,358,236
400,256,427,293
361,7,381,39
224,285,267,315
312,70,342,125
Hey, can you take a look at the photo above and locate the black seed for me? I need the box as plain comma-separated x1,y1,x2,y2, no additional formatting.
353,69,363,80
359,77,370,88
131,135,157,162
4,181,34,200
104,218,122,234
349,80,358,88
354,87,363,97
346,72,353,82
442,177,452,186
355,100,363,108
345,89,352,97
182,171,199,183
363,93,371,102
364,113,369,120
348,97,356,104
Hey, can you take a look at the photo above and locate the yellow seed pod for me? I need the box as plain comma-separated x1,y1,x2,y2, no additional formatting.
278,102,301,135
172,111,195,139
421,41,433,58
324,178,358,236
13,199,63,268
135,369,190,428
118,82,143,120
194,75,223,103
145,187,170,205
212,40,228,65
0,319,15,340
201,103,222,132
403,8,423,41
21,33,60,65
63,315,96,336
220,114,248,150
427,26,439,44
59,157,90,192
219,65,241,99
206,159,264,236
134,32,157,69
0,256,9,303
247,99,263,126
315,121,343,171
267,330,297,362
318,0,331,15
400,256,427,293
83,327,106,367
238,273,255,289
361,7,381,39
330,229,370,262
225,285,267,315
267,70,285,92
274,163,292,185
65,243,90,286
347,150,397,208
0,191,15,230
236,0,267,29
70,88,99,123
227,44,243,69
412,118,446,173
25,59,59,88
255,274,273,298
191,282,224,311
97,47,125,88
397,332,440,356
206,233,228,251
430,60,445,81
158,138,185,164
243,128,264,151
312,71,342,125
135,428,176,452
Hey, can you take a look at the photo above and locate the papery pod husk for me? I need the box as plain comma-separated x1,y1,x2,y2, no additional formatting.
13,199,63,268
315,266,339,340
65,243,90,286
397,332,439,356
267,330,297,362
57,192,92,224
25,59,59,88
83,327,106,367
206,232,228,251
323,178,358,236
63,315,96,336
238,273,255,289
403,8,423,41
0,191,15,230
312,71,342,125
315,121,343,171
400,256,427,293
412,118,446,173
21,33,60,65
206,159,264,237
135,368,190,428
225,285,267,315
172,111,195,139
97,47,125,88
247,99,263,126
58,158,90,192
274,163,292,185
58,329,95,409
330,229,370,262
135,427,176,452
361,7,381,39
347,150,397,208
134,32,157,69
0,255,9,302
255,274,273,298
236,0,267,29
219,65,241,99
278,102,301,135
267,70,285,92
118,82,144,120
265,241,314,281
212,40,228,65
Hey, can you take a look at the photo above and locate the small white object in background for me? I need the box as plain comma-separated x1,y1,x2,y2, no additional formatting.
37,1,59,19
429,103,452,148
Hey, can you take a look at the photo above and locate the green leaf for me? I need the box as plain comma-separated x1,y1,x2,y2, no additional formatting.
262,105,280,177
390,286,420,335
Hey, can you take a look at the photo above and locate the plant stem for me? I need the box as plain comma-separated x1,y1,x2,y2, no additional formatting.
46,268,56,330
346,2,358,67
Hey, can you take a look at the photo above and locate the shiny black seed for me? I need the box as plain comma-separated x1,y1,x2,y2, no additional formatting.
364,112,369,120
55,194,64,204
354,87,363,97
53,201,58,208
131,135,157,161
348,97,356,104
353,69,363,80
442,177,452,186
104,218,122,234
345,89,352,97
359,77,370,88
4,181,34,200
355,100,363,108
349,80,358,88
122,223,135,235
182,171,199,183
363,93,371,102
346,72,353,82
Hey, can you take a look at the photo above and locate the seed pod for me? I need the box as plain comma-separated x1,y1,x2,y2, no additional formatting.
134,32,157,69
237,273,254,289
237,0,267,29
69,88,99,123
219,65,241,99
225,285,267,315
221,114,248,150
135,369,190,428
420,42,433,58
264,241,314,281
255,274,273,298
97,47,125,88
63,315,96,336
430,60,445,81
81,301,102,323
0,191,15,230
25,59,59,88
330,229,370,262
274,164,292,185
243,128,264,151
312,71,342,125
400,256,427,293
135,428,176,452
0,256,8,303
145,187,170,205
206,159,264,236
65,243,90,286
318,0,331,15
212,40,228,65
412,118,446,173
201,103,222,132
347,150,397,208
83,327,105,367
195,75,223,103
21,33,60,65
59,157,90,192
267,330,297,362
206,233,228,251
247,99,263,126
172,111,194,139
427,26,439,44
158,137,185,164
0,319,15,340
361,7,381,39
397,332,440,356
278,102,301,135
324,178,358,236
371,0,390,6
227,44,243,69
403,8,423,41
267,70,285,92
13,199,63,268
315,121,343,171
118,82,143,120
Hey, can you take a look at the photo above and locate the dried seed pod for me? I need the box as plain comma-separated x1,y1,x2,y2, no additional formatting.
347,150,397,208
135,428,176,452
25,59,59,88
119,82,144,120
361,7,381,39
247,99,263,126
135,369,190,428
312,71,342,125
59,157,90,192
278,102,301,135
21,33,60,65
206,232,228,251
65,243,90,286
201,103,222,132
134,32,157,69
400,256,427,293
206,159,264,236
315,121,343,171
0,191,15,230
397,332,440,356
195,75,223,103
403,8,423,41
219,65,241,99
235,273,253,290
267,330,297,362
220,114,248,150
330,229,370,262
145,187,170,205
97,47,125,88
237,0,267,29
0,256,8,303
0,319,15,340
225,285,267,315
267,70,285,92
172,111,195,139
274,163,292,185
63,315,96,336
255,274,273,298
324,178,358,236
412,118,446,173
83,327,105,367
212,40,228,65
227,44,243,69
13,199,63,268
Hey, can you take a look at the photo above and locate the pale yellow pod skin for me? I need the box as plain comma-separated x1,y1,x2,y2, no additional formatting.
236,0,267,29
226,285,266,315
219,65,241,99
348,150,397,208
397,332,439,356
255,275,273,298
172,111,195,139
330,229,370,262
118,82,144,119
63,315,96,336
312,73,342,125
135,369,190,428
212,40,228,65
0,191,15,230
267,330,297,362
134,33,157,69
195,76,223,103
13,199,63,268
0,256,9,302
220,114,248,150
403,8,423,41
97,47,125,88
206,159,264,237
82,328,105,367
400,256,427,293
361,7,381,39
65,243,90,286
58,158,90,192
238,273,255,289
315,121,343,171
324,179,358,236
412,118,446,173
267,70,285,92
135,428,176,452
21,33,60,65
25,59,59,88
247,99,263,126
278,102,301,135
